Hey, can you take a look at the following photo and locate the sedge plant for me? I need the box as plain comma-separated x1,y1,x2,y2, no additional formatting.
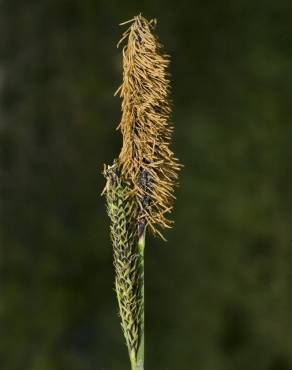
103,14,181,370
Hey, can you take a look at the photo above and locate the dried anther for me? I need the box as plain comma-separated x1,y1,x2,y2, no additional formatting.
116,14,181,239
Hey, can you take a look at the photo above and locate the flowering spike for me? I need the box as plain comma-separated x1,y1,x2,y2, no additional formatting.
117,14,181,238
103,15,181,370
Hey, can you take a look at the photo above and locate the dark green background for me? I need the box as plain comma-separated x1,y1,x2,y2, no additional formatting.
1,1,292,369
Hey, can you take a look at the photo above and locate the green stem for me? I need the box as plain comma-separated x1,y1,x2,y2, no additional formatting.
136,230,145,370
130,349,137,370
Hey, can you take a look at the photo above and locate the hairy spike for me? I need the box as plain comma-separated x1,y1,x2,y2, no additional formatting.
116,14,181,238
103,15,181,370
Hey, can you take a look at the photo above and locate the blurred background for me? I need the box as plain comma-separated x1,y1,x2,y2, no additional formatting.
1,1,292,369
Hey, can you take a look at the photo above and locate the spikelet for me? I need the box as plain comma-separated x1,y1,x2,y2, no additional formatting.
103,163,143,362
116,14,181,239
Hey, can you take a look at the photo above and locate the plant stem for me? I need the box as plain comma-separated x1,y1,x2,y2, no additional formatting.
130,349,137,370
136,230,145,370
